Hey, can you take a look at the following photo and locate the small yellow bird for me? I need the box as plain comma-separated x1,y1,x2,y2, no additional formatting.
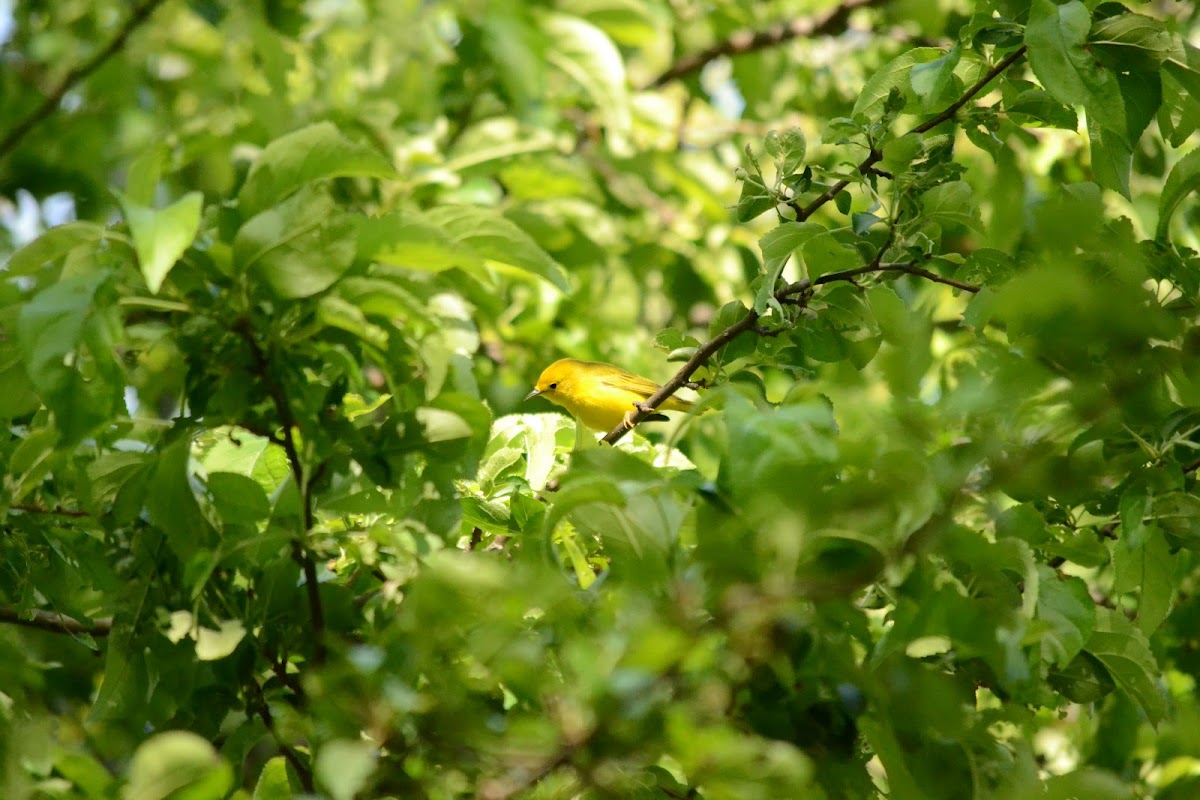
525,358,694,431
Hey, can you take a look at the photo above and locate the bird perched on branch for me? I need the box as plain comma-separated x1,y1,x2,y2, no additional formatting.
525,358,694,432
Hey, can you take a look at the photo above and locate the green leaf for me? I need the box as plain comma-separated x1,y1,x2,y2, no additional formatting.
4,221,109,276
481,9,548,114
199,429,290,494
1087,609,1166,726
801,231,860,281
7,425,61,502
1044,768,1135,800
123,731,234,800
755,222,823,314
910,44,963,111
1162,43,1200,102
1112,528,1178,637
1156,148,1200,240
540,12,632,155
795,531,886,599
234,186,357,298
252,757,293,800
920,181,980,231
765,128,807,175
148,436,217,559
1025,0,1126,140
1036,570,1095,667
16,271,121,443
357,211,478,272
89,611,147,723
1088,13,1179,73
1088,125,1132,199
316,739,377,800
1049,650,1116,704
117,191,203,294
736,171,775,223
207,472,271,525
318,295,390,350
1004,81,1080,130
1119,485,1150,549
852,47,945,120
124,144,165,205
238,121,397,217
423,206,570,291
1117,70,1161,145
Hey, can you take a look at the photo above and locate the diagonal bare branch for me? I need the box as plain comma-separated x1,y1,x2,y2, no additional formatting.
0,0,169,161
648,0,891,89
0,606,112,637
599,47,1028,445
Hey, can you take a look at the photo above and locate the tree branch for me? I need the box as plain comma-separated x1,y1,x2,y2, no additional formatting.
235,318,327,667
601,309,764,445
0,606,112,637
478,744,579,800
246,678,314,792
805,262,981,294
8,504,91,519
600,47,1024,444
788,45,1027,222
648,0,890,88
0,0,169,161
910,46,1028,135
601,256,981,445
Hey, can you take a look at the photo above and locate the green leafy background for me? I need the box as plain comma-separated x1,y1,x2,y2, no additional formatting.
2,0,1200,798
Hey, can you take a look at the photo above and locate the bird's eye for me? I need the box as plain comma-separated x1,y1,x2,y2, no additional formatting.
549,383,558,390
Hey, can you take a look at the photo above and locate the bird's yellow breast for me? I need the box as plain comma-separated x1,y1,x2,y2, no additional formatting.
548,376,647,431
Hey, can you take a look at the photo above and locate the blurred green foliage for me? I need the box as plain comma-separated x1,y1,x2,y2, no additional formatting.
3,0,1200,798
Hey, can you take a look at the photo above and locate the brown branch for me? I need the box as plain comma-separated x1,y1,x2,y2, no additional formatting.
247,678,314,792
808,262,981,293
910,46,1028,135
0,0,169,161
8,504,91,518
0,606,112,637
600,48,1026,444
601,256,981,444
235,318,327,667
648,0,890,88
602,310,764,444
478,744,579,800
788,45,1027,222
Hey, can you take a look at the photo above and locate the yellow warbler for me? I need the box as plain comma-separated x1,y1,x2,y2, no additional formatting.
525,358,694,431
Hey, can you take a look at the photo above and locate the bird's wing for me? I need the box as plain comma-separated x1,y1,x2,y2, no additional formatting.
597,369,663,400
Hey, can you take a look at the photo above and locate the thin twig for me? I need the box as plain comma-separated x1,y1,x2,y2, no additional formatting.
601,46,1023,445
788,45,1027,222
8,504,91,518
910,46,1028,135
0,606,112,637
479,745,579,800
268,650,308,705
0,0,169,160
247,678,314,792
235,318,327,667
803,261,980,294
648,0,889,88
601,310,764,445
601,258,979,445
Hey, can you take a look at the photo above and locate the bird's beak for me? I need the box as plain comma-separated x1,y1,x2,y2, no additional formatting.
524,388,541,401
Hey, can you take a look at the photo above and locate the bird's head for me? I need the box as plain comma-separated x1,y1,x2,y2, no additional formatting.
524,358,580,402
